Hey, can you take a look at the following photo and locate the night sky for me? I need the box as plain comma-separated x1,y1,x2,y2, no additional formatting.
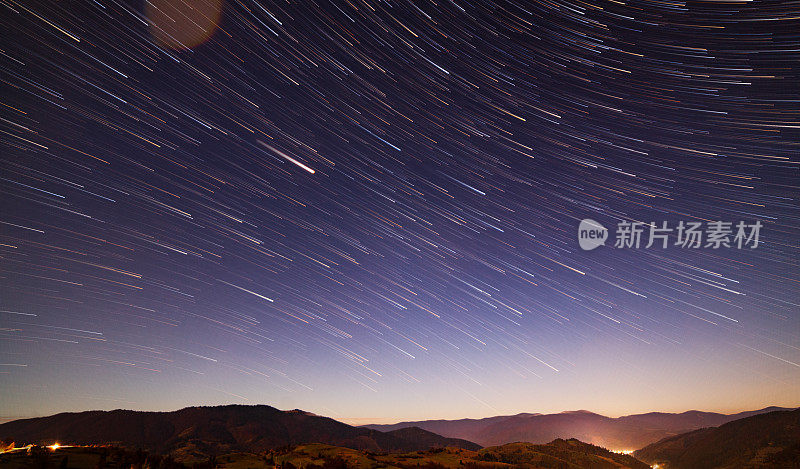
1,0,798,424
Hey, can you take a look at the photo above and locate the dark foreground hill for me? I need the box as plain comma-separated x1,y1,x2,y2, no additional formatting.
0,440,651,468
364,406,794,449
634,408,800,468
0,405,480,457
475,439,650,468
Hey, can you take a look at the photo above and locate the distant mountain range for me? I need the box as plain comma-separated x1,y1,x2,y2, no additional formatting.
0,405,480,458
634,408,800,469
363,406,795,450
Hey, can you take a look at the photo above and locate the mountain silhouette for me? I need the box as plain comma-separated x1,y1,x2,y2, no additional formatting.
363,406,795,449
634,408,800,468
0,405,480,457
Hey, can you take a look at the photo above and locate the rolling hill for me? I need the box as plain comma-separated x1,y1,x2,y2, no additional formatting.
0,440,651,468
634,408,800,468
475,439,651,468
0,405,480,457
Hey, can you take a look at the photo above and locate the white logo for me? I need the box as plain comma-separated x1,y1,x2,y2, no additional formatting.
576,219,762,250
578,219,608,251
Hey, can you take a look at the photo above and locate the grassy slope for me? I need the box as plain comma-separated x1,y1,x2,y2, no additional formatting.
0,440,650,469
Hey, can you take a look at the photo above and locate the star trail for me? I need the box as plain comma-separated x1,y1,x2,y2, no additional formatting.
1,0,798,422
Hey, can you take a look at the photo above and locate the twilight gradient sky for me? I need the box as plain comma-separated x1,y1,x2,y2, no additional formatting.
1,0,798,424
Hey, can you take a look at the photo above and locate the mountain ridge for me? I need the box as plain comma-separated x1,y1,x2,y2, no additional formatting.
362,406,797,449
3,403,796,459
0,404,480,458
634,408,800,468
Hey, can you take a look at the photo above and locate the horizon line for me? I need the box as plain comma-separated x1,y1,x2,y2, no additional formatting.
2,402,797,427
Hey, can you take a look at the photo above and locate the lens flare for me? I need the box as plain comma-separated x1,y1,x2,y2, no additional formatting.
146,0,223,50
